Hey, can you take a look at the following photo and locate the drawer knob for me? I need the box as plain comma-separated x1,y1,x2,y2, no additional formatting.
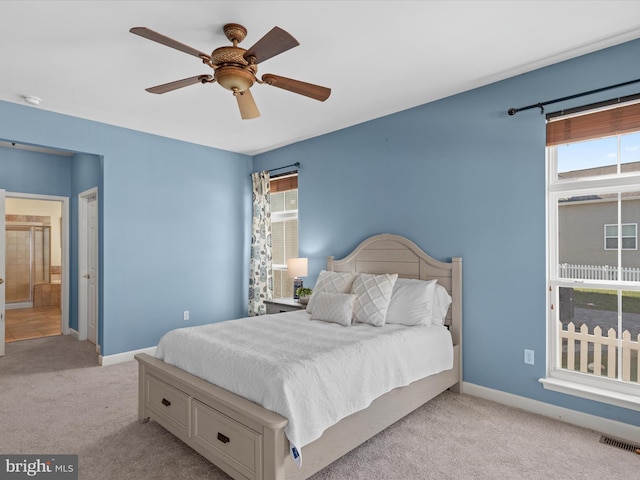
217,432,230,444
161,398,171,407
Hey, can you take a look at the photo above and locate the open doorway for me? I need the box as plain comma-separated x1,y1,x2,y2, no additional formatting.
4,196,66,343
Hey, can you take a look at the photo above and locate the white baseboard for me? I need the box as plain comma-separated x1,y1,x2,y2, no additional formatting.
463,382,640,444
99,346,156,366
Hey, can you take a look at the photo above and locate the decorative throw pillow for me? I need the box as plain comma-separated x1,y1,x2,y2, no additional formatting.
306,270,356,314
351,273,398,327
386,278,438,326
310,292,356,326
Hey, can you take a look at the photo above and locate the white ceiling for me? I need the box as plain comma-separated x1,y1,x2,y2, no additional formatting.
2,1,640,156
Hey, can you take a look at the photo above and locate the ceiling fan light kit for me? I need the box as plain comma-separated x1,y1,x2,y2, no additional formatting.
216,66,255,92
130,23,331,120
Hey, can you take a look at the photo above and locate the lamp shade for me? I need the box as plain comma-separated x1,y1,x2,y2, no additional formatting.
287,258,308,278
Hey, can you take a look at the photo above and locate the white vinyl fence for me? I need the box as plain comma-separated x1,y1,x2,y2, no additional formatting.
559,263,640,282
559,320,640,382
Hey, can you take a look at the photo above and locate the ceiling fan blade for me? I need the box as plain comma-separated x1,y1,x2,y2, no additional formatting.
262,74,331,101
130,27,211,59
243,27,299,64
236,89,260,119
145,75,214,94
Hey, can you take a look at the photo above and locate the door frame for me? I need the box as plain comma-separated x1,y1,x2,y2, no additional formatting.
78,187,98,350
5,191,70,335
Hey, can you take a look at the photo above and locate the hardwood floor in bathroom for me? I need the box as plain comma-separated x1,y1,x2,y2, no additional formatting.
5,306,61,342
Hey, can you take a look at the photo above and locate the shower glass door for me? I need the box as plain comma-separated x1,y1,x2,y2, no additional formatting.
6,227,32,304
5,225,51,306
33,226,50,285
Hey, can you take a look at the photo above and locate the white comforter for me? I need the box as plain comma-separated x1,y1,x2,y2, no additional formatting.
155,310,453,462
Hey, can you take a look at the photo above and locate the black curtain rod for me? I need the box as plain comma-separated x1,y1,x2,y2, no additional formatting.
268,162,300,173
546,92,640,120
507,78,640,116
250,162,300,178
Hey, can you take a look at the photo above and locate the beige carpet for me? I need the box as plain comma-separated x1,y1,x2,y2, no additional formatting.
1,335,638,479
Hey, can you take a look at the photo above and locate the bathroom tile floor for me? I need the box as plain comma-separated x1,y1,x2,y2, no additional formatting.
5,306,61,342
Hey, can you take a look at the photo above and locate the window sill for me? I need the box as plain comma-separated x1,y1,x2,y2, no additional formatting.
540,377,640,411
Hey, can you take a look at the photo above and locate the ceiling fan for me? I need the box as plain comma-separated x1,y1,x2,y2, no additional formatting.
129,23,331,120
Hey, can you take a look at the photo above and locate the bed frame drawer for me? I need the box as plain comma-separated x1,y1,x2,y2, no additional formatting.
192,399,263,480
145,374,191,437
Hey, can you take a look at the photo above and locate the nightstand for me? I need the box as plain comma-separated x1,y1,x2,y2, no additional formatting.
264,298,306,314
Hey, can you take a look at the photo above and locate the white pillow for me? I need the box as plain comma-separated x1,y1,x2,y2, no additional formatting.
310,292,356,326
351,273,398,327
432,284,452,326
386,278,438,326
306,270,356,314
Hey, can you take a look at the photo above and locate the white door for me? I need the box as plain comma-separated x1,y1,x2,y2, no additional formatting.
0,189,5,357
79,189,98,346
86,194,98,345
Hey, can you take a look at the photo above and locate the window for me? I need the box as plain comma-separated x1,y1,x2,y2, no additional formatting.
270,174,298,299
604,223,637,250
545,101,640,410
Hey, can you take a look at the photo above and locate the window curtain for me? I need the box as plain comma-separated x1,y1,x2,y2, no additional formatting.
248,171,273,316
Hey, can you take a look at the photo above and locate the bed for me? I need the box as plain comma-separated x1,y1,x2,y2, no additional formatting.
135,233,462,480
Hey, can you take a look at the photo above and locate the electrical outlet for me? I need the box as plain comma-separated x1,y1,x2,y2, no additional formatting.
183,310,189,321
524,349,535,365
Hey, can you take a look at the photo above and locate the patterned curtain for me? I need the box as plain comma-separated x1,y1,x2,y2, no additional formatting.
248,171,273,315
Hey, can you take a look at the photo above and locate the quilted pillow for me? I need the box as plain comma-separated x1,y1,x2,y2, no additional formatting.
351,273,398,327
386,278,438,326
306,270,356,314
310,292,356,326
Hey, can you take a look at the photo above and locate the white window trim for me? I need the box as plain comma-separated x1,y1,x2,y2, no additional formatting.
272,210,298,222
539,375,640,411
544,144,640,409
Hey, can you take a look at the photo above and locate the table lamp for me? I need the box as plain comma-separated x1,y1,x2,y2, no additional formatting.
287,257,308,299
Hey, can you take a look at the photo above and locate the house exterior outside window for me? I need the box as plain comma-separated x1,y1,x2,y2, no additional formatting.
544,101,640,411
604,223,637,250
270,174,298,299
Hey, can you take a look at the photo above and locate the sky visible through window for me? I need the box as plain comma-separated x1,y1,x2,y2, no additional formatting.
558,131,640,173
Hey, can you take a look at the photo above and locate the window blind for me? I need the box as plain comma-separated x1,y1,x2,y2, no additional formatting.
546,101,640,146
270,174,298,192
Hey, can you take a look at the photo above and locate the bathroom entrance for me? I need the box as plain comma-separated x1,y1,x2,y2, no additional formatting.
4,197,63,342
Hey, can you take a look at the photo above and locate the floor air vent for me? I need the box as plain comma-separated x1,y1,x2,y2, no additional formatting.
599,435,640,455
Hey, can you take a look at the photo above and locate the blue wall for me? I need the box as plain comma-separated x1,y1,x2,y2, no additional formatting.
0,146,71,195
0,104,252,355
254,38,640,427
